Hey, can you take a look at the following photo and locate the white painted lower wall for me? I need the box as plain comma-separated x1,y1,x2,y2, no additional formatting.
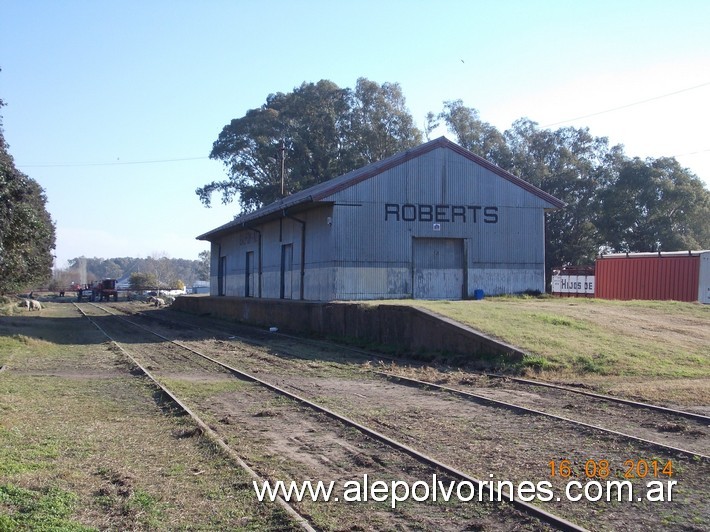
468,267,545,297
212,266,544,301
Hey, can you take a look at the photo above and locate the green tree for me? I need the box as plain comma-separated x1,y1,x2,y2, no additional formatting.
144,255,178,288
62,256,204,287
599,157,710,252
197,250,210,281
198,78,421,211
436,100,511,167
347,78,422,165
0,98,56,294
201,80,710,283
503,119,623,273
48,269,74,292
99,259,122,280
129,272,158,291
437,101,710,270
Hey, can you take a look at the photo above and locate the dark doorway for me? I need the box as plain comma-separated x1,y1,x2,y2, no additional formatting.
245,251,254,297
218,256,227,296
280,244,293,299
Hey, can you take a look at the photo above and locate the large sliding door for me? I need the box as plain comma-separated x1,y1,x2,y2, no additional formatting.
412,238,465,299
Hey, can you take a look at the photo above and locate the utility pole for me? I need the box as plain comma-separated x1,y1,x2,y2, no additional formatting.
279,140,286,197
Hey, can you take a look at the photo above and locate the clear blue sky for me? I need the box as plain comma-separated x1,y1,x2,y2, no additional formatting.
2,0,709,268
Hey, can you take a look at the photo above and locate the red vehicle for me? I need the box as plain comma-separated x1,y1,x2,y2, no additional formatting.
76,279,118,302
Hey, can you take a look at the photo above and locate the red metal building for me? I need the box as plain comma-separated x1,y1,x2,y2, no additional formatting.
594,251,710,303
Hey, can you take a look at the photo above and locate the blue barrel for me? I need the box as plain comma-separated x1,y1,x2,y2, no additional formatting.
473,289,485,300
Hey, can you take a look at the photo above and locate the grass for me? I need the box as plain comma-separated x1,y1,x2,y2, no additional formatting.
0,373,292,529
2,296,708,526
363,297,710,405
0,302,295,530
0,426,61,475
0,484,92,531
160,376,251,400
367,297,709,376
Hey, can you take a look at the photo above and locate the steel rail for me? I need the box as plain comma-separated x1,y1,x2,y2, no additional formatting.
86,303,588,532
109,303,710,456
73,303,316,532
111,303,710,458
375,371,709,462
483,373,710,424
129,304,710,425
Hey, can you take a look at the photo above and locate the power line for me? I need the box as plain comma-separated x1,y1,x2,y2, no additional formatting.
672,147,710,157
17,156,208,169
542,81,710,128
16,81,710,169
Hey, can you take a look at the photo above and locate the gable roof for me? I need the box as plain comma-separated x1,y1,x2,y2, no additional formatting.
198,136,565,241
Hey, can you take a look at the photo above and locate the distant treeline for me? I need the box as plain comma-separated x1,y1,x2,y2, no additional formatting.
52,254,210,290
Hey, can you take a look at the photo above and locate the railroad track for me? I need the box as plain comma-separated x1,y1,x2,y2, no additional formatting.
118,302,710,460
76,302,582,531
81,302,710,530
375,371,710,461
119,302,709,413
73,302,316,532
482,374,710,423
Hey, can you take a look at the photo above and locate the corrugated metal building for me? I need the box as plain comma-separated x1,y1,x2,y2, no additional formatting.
197,137,565,301
595,251,710,303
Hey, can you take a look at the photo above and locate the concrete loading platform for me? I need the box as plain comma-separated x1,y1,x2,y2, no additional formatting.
172,296,525,364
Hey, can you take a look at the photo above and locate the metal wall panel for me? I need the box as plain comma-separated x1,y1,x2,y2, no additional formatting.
467,267,544,296
211,205,339,300
209,144,552,300
324,146,548,298
412,238,464,299
700,253,710,304
595,254,702,301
